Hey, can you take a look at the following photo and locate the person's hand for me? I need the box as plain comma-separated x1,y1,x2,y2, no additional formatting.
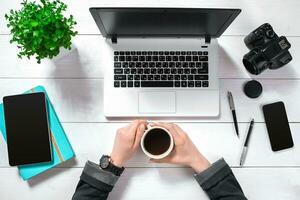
110,120,147,167
149,122,211,173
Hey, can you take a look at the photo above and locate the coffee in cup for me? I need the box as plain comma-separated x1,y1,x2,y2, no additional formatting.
141,126,174,159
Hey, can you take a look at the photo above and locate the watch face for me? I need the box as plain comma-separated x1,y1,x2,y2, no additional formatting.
100,156,110,169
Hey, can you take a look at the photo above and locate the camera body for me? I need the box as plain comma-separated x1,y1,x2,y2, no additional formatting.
243,23,292,75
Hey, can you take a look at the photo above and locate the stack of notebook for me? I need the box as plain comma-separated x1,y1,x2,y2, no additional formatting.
0,86,75,180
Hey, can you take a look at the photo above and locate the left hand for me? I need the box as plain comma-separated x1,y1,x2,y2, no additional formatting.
110,120,148,167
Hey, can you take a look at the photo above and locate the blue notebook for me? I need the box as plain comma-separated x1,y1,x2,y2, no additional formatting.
0,86,75,180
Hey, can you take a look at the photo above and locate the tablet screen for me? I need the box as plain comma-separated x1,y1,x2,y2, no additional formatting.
3,93,52,166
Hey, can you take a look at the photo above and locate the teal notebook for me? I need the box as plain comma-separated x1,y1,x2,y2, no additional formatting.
0,86,75,180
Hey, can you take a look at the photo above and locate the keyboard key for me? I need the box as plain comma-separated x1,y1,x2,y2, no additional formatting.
130,68,136,74
114,56,118,61
197,51,203,55
163,62,168,68
125,51,130,55
175,75,180,80
202,81,209,87
157,68,163,74
148,75,154,80
119,56,125,61
195,75,208,80
181,51,186,55
182,62,188,68
166,56,172,61
153,51,158,55
164,68,170,74
184,69,191,74
199,56,208,61
121,81,126,87
203,51,208,55
141,81,173,87
134,75,141,80
188,81,195,87
175,81,180,87
159,56,165,61
128,75,134,80
195,81,201,87
149,62,155,68
132,56,138,61
198,68,208,74
176,62,182,68
181,75,187,80
148,51,152,55
156,62,162,68
126,56,131,61
179,56,185,61
161,75,167,80
137,52,141,55
114,69,123,74
159,51,164,55
124,69,130,74
139,56,145,61
114,75,126,80
175,51,180,55
171,69,177,74
141,75,147,80
114,62,121,68
172,56,178,61
137,69,143,74
122,62,128,68
144,68,150,74
187,51,192,55
188,75,194,80
130,51,136,55
129,62,135,68
191,69,197,74
193,56,198,61
136,62,142,68
177,69,183,74
142,62,148,68
168,75,174,80
189,62,195,68
120,51,125,55
142,51,147,55
134,81,140,87
154,75,161,80
169,62,175,68
186,56,192,61
181,81,187,87
192,51,197,55
128,81,133,87
114,81,120,87
114,51,119,55
146,56,152,61
151,69,157,74
153,56,158,61
196,62,202,68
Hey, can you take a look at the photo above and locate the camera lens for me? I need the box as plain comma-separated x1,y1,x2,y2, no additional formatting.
243,50,269,75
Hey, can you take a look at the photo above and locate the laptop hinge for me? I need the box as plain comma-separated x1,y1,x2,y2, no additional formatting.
205,35,211,44
111,35,117,44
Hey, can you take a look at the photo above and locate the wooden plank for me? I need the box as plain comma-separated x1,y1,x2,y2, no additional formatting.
1,0,300,35
1,123,299,167
0,35,299,79
0,167,299,200
0,79,299,122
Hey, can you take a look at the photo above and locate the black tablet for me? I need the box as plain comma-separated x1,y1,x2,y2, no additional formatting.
3,92,52,166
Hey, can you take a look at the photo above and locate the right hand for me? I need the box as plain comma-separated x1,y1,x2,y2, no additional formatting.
150,122,211,173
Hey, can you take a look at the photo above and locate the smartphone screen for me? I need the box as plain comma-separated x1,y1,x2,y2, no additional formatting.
3,93,52,166
262,101,294,151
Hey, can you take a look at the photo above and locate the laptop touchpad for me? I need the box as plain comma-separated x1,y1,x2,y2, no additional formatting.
139,91,176,113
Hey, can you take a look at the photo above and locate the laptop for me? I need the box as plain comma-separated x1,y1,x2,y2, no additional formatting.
89,8,241,117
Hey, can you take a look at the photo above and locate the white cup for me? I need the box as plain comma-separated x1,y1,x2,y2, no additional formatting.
141,126,174,159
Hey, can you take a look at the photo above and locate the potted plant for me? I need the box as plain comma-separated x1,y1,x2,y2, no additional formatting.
5,0,77,63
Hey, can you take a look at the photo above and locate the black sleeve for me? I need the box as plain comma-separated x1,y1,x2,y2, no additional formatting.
72,161,121,200
194,158,247,200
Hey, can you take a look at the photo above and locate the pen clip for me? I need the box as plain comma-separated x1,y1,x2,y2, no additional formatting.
227,91,235,110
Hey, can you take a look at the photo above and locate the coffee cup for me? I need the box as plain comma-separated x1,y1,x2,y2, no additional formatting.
141,126,174,159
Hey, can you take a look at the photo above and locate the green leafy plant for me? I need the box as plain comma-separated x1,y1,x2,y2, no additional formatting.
5,0,77,63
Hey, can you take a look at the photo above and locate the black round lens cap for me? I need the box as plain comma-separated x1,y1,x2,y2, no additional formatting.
243,80,263,98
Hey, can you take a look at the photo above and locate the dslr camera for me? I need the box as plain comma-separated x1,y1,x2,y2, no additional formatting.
243,23,292,75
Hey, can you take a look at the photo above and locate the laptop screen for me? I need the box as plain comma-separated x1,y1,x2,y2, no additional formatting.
90,8,241,38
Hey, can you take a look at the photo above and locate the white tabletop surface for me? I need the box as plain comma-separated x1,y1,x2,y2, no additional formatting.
0,0,300,199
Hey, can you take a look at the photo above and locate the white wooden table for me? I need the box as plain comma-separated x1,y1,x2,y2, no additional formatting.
1,1,300,199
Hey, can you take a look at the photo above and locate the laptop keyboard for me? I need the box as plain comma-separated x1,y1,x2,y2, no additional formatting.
114,51,209,88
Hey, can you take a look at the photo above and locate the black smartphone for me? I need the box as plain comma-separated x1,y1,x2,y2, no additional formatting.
262,101,294,151
3,93,52,166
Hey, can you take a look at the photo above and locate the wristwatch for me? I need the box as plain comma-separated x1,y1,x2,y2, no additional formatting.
99,155,124,176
